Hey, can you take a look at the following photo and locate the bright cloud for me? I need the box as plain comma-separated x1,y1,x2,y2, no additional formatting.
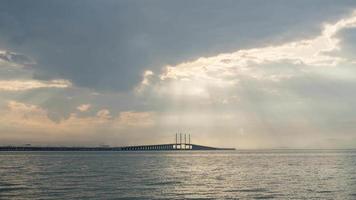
96,109,111,119
135,70,154,93
5,101,55,128
0,79,72,91
77,104,91,112
139,11,356,100
0,101,156,138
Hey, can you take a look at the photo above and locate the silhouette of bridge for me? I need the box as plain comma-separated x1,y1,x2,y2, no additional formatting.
0,133,235,151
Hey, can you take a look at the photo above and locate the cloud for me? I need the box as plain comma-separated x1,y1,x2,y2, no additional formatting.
0,49,72,92
96,109,111,120
1,3,356,148
135,70,154,93
0,50,35,68
138,10,356,101
2,1,355,92
117,111,156,127
5,101,53,127
0,79,72,91
0,48,71,93
77,104,91,112
0,101,157,145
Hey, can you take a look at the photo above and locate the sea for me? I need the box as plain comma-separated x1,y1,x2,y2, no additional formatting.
0,150,355,199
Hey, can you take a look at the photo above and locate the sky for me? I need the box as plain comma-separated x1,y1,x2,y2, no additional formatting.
1,0,356,148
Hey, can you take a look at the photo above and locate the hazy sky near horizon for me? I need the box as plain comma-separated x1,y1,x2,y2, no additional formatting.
1,0,356,148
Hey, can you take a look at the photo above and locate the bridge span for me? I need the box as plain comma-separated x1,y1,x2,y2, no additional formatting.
0,133,235,151
119,143,235,151
0,144,235,151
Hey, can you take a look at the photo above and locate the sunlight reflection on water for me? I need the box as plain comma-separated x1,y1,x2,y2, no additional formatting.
0,150,355,199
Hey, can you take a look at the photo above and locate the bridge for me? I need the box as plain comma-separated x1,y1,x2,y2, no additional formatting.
119,143,234,151
119,133,235,151
0,134,235,151
0,144,235,151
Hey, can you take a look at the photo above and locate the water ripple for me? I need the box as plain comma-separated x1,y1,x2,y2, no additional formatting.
0,150,355,199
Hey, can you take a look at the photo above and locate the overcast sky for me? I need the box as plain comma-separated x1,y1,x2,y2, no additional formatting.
1,0,356,148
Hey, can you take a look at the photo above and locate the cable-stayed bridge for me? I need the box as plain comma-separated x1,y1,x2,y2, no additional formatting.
0,133,235,151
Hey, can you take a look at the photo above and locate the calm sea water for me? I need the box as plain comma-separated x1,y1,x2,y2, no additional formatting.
0,150,356,199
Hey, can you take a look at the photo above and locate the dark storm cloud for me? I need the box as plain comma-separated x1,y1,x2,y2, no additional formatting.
0,0,355,91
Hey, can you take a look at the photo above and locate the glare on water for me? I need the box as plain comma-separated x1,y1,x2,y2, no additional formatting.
0,150,355,199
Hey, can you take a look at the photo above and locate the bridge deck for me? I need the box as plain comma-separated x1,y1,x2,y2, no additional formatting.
0,144,235,151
